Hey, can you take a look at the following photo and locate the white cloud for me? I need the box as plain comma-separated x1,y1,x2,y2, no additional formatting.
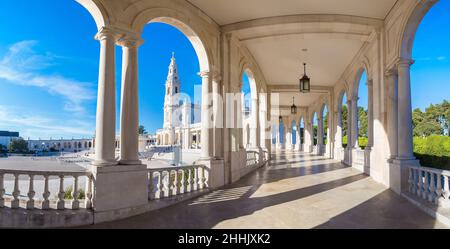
0,40,95,114
437,56,447,61
0,105,94,139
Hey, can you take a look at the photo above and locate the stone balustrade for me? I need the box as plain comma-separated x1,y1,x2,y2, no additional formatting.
246,150,260,167
408,166,450,206
0,169,93,210
148,165,209,200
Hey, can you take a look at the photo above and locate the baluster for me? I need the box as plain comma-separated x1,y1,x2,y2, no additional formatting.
203,167,209,188
155,172,162,199
171,170,178,196
193,167,198,191
42,175,50,209
422,171,429,200
412,168,418,194
435,173,443,205
0,173,4,208
408,168,414,194
71,175,79,210
428,172,435,203
57,175,65,210
85,174,93,209
163,171,170,198
178,170,185,194
11,173,20,209
148,171,154,200
416,169,423,197
26,174,35,210
198,167,204,190
186,169,192,193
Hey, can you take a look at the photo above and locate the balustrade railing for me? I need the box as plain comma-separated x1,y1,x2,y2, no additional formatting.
148,165,209,200
0,169,93,210
246,150,260,167
408,166,450,206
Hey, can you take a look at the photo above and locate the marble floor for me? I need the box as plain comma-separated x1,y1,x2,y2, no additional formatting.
83,151,448,229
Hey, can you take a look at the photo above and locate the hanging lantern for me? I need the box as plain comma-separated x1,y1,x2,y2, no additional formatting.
291,97,297,114
299,63,311,93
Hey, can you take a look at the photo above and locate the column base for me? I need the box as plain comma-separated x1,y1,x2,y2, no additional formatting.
389,159,420,194
119,159,142,165
89,164,148,213
92,159,118,167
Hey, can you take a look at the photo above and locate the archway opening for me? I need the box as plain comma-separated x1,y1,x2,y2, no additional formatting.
408,0,450,169
341,92,349,148
356,70,369,149
312,112,318,146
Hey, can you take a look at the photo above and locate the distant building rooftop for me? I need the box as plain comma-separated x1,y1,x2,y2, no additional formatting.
0,131,19,137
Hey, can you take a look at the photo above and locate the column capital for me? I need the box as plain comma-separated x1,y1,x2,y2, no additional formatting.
351,95,359,102
395,57,415,67
366,79,373,87
198,70,210,78
95,27,121,42
117,35,144,48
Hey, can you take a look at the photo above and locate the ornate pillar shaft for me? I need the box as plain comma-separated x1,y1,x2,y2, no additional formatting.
397,59,415,160
318,117,324,146
350,97,359,148
200,71,212,158
119,37,142,165
367,80,374,148
212,73,223,158
250,97,259,148
387,71,398,159
93,28,118,166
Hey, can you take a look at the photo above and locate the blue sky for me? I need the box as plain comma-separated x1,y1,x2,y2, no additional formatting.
0,1,448,139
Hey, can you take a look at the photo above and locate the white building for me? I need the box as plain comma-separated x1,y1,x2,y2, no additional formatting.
155,54,202,149
27,138,94,153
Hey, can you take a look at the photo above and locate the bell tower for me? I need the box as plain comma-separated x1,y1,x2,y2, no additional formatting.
163,52,181,129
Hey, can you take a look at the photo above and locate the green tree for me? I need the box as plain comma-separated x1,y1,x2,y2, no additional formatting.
8,138,29,153
138,125,147,135
413,100,449,137
358,106,368,138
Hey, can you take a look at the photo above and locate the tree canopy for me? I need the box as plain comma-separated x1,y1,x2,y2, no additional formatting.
413,100,449,137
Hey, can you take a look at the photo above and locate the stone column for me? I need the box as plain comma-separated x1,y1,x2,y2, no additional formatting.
304,121,312,153
295,120,301,151
366,80,374,149
250,97,259,148
212,72,223,159
199,71,212,159
285,121,292,151
346,99,353,149
118,36,142,165
259,95,267,149
317,117,324,154
396,59,415,160
387,70,398,159
93,28,118,166
350,96,359,149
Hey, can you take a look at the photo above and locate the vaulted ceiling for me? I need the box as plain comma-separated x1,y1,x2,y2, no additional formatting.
187,0,397,106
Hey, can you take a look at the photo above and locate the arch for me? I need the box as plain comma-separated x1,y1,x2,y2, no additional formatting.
350,63,370,100
399,0,439,60
130,8,213,72
75,0,110,30
239,64,259,99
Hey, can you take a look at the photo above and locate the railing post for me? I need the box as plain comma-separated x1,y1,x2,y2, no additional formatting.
428,172,436,203
0,173,4,208
171,170,178,196
11,174,20,209
443,175,449,202
156,173,162,199
422,171,429,200
435,173,443,205
26,175,35,210
193,167,198,191
57,175,65,210
163,171,170,198
42,175,50,210
72,176,79,210
417,169,423,197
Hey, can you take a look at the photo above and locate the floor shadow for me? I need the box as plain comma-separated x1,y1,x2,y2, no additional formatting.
83,173,368,229
314,189,443,229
